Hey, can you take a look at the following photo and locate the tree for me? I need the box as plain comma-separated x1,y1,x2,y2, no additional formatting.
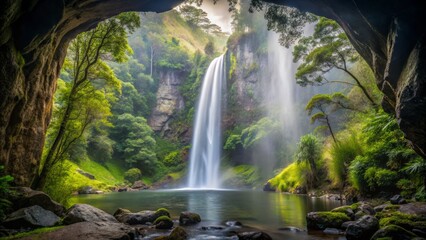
31,13,140,190
295,134,322,190
293,17,377,106
204,41,215,56
305,93,353,143
177,5,222,34
110,114,157,174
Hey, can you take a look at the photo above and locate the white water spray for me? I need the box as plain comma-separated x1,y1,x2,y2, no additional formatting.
187,54,226,189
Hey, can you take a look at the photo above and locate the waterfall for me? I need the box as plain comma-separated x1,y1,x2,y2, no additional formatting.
188,54,226,189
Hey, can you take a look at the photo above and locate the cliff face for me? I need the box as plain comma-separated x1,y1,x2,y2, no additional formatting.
1,0,425,186
149,71,185,135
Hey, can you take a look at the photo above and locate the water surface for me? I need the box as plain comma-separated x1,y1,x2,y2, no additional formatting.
72,190,344,239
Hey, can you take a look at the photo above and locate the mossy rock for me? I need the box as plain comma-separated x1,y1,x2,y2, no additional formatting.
331,206,355,219
371,225,418,240
156,208,171,218
154,216,173,229
307,212,351,230
378,211,426,231
169,226,188,240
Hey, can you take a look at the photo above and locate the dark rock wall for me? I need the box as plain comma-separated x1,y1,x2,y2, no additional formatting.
0,0,425,186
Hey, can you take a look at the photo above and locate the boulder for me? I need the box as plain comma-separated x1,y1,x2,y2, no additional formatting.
154,216,173,229
390,195,405,204
346,215,379,240
342,221,356,229
306,212,350,230
358,203,375,215
371,225,418,240
132,180,149,190
179,211,201,226
374,204,392,212
237,231,273,240
63,204,118,224
11,187,66,217
114,208,170,225
331,205,355,219
262,182,275,192
153,226,188,240
2,205,60,229
77,186,94,195
18,221,135,240
225,221,242,227
399,202,426,215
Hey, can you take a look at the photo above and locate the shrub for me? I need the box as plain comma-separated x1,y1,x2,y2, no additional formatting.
0,166,13,220
124,168,141,183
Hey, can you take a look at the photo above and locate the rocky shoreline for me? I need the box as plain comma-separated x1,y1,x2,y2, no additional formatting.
305,195,426,239
0,188,273,240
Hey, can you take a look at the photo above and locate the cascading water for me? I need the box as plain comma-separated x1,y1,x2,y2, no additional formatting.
187,54,226,189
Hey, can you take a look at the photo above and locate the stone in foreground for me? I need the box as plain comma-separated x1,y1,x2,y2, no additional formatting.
2,205,60,229
18,222,135,240
114,208,170,225
237,231,273,240
307,212,350,230
63,204,118,225
12,187,66,217
179,211,201,226
346,215,379,240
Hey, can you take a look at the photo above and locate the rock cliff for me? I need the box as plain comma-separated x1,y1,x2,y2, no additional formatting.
149,70,185,135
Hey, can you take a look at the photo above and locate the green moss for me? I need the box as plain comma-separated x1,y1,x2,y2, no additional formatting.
317,212,351,223
154,215,172,224
156,208,170,217
268,162,305,192
1,226,63,240
378,211,426,230
371,225,417,240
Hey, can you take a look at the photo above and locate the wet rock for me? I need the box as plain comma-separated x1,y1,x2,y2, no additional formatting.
390,195,404,204
371,225,417,240
179,211,201,226
118,187,127,192
358,203,375,215
114,208,170,225
132,180,149,190
154,216,173,229
78,186,94,194
226,221,242,227
399,202,426,215
374,204,392,212
331,205,355,219
11,187,66,217
237,231,273,240
154,226,188,240
262,182,275,192
76,169,95,179
278,226,304,232
323,228,342,235
306,212,350,230
342,221,356,229
18,221,135,240
63,204,117,224
2,205,60,229
346,215,379,240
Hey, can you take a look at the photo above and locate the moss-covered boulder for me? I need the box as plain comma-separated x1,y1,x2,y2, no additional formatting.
371,225,418,240
169,226,188,240
307,212,351,230
378,211,426,232
331,206,355,219
346,215,379,240
179,211,201,226
114,208,170,225
154,216,173,229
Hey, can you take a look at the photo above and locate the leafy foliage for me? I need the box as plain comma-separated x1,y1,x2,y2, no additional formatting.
124,168,142,183
0,166,13,220
295,134,322,190
293,17,377,105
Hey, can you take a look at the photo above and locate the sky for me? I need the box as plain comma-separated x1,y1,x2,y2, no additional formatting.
195,1,233,33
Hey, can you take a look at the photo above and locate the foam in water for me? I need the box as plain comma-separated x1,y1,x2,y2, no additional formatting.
187,54,226,189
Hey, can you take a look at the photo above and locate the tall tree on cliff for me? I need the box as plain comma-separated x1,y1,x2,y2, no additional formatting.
31,13,140,190
293,17,379,107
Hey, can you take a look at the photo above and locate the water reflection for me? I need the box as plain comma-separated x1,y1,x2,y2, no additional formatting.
72,190,342,237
